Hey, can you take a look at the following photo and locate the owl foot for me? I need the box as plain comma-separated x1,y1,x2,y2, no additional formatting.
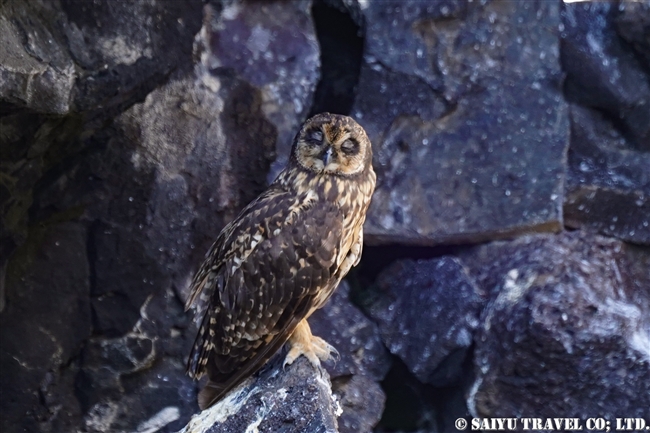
284,319,339,369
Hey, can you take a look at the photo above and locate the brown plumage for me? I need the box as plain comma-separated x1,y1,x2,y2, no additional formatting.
185,113,376,409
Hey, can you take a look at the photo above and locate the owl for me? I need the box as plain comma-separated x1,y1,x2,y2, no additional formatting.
185,113,376,409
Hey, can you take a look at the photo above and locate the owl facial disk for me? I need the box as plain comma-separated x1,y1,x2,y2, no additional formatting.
293,113,371,177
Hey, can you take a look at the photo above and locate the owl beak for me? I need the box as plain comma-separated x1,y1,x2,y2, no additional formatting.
322,148,333,167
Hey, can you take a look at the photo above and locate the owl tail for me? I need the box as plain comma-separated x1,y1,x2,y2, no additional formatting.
198,380,227,410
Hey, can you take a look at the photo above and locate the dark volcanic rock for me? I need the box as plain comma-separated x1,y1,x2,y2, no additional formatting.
0,113,87,314
561,1,650,151
89,222,167,336
77,289,196,433
60,0,203,113
198,0,320,181
1,0,311,430
0,0,202,115
616,2,650,68
362,256,483,386
0,222,91,433
4,0,650,430
78,271,197,433
332,375,385,433
625,244,650,302
309,280,390,433
309,0,363,116
0,0,202,314
375,358,442,433
81,357,195,433
70,67,275,429
309,280,392,381
180,357,340,433
564,105,650,245
464,232,650,421
0,0,75,114
109,68,276,287
356,0,568,245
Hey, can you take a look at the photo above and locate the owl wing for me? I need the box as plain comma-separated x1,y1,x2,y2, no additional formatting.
185,184,343,408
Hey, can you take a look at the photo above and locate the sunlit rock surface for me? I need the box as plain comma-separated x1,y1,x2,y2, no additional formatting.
179,357,340,433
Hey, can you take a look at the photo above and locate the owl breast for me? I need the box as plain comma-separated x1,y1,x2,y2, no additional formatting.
306,173,375,309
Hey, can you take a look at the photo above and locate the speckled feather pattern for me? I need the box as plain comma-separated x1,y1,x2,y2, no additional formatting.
185,113,376,409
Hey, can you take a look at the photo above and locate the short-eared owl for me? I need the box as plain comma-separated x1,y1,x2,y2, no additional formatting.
186,113,376,409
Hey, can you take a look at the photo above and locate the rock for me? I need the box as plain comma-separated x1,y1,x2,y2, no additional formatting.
464,232,650,420
0,113,87,314
332,375,385,433
615,2,650,68
81,358,195,433
89,222,168,336
360,256,483,387
625,244,650,300
78,286,196,433
0,0,202,115
308,280,390,432
71,67,275,429
110,68,276,286
1,1,291,431
309,0,363,116
356,0,568,245
0,0,75,114
375,359,441,433
0,222,91,433
180,357,340,433
564,105,650,245
309,280,392,381
60,0,203,113
197,0,320,181
0,0,202,313
4,0,649,430
353,63,447,145
560,1,650,151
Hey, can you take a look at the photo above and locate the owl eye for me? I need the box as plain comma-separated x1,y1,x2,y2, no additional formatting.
307,130,324,145
340,139,359,155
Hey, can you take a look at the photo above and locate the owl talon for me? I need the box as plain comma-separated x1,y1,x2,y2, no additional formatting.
330,346,341,363
284,319,337,369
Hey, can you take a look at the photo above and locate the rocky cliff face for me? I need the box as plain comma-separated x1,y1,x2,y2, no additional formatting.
1,1,648,432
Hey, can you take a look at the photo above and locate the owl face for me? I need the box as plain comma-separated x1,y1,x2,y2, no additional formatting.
293,113,371,177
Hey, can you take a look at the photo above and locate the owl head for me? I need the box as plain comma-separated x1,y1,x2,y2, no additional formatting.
292,113,372,177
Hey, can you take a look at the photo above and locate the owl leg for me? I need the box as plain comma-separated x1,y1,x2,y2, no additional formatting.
283,319,338,368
